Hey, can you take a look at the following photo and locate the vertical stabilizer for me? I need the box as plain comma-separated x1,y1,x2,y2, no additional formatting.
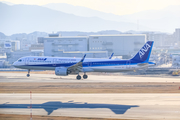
131,41,154,62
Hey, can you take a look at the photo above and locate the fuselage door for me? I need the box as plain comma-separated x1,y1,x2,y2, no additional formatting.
88,61,92,67
53,58,57,66
25,58,29,65
126,60,131,69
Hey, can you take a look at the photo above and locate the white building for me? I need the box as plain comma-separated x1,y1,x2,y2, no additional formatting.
20,38,31,51
174,28,180,41
39,34,88,56
38,34,109,58
172,55,180,66
145,32,177,48
44,37,88,56
38,34,147,58
89,34,146,58
146,33,167,48
11,40,20,51
173,28,180,46
52,50,108,58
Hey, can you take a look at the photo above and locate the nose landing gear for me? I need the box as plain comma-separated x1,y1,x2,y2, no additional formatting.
27,69,30,77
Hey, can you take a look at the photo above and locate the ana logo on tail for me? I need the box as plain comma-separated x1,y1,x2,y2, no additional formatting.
139,43,151,58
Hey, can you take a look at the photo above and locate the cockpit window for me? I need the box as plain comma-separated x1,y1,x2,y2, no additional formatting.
18,59,22,62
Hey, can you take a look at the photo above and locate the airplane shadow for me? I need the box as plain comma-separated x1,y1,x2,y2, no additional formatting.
0,101,139,115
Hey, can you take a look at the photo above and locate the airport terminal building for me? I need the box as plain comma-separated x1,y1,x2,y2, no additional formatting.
38,34,146,59
0,34,146,65
38,34,108,58
89,34,146,58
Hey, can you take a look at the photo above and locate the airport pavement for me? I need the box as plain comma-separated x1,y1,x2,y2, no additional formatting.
0,93,180,119
1,73,180,119
0,73,180,83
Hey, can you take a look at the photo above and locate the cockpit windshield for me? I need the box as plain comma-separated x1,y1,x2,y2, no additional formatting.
18,59,22,62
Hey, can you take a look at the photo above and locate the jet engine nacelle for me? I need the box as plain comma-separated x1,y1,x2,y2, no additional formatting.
55,67,68,76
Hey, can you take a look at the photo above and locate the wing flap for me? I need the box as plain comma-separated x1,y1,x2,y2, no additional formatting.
67,54,86,73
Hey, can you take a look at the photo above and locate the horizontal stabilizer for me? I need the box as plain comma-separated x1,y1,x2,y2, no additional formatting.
137,63,149,66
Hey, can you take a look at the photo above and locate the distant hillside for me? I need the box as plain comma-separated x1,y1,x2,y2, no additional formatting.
1,1,14,5
44,3,180,33
0,32,7,39
0,2,149,35
57,30,123,36
43,3,127,22
0,30,125,41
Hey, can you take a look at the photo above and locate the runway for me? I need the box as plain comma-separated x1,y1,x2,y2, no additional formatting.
1,72,180,83
0,72,180,119
0,93,180,119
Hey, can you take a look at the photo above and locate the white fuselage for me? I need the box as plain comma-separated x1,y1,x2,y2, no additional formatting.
13,56,154,73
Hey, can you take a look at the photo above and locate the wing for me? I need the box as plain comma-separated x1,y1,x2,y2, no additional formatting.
67,54,86,74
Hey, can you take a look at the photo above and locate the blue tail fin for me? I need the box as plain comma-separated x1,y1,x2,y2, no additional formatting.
131,41,154,62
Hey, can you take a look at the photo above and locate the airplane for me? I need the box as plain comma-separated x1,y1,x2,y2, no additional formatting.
13,41,155,80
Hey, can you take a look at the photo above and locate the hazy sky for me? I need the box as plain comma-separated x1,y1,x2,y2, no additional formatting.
1,0,180,15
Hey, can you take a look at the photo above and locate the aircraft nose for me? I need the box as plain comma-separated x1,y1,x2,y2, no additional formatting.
12,61,18,67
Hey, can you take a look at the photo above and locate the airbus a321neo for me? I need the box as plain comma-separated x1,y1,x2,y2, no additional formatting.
13,41,155,80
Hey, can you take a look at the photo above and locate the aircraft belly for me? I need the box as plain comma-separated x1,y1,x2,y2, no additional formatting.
16,65,55,70
16,64,139,73
90,66,130,72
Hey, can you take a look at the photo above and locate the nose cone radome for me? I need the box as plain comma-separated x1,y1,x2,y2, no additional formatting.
13,61,18,67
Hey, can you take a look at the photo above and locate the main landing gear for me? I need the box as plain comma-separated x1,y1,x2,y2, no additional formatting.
76,73,88,80
27,69,30,77
76,75,81,80
83,74,88,79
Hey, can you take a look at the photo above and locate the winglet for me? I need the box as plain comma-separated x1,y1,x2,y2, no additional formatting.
109,53,114,59
80,54,86,62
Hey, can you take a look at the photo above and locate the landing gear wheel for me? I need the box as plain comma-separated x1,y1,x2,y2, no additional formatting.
76,75,81,80
27,69,30,77
83,74,88,79
27,74,30,77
